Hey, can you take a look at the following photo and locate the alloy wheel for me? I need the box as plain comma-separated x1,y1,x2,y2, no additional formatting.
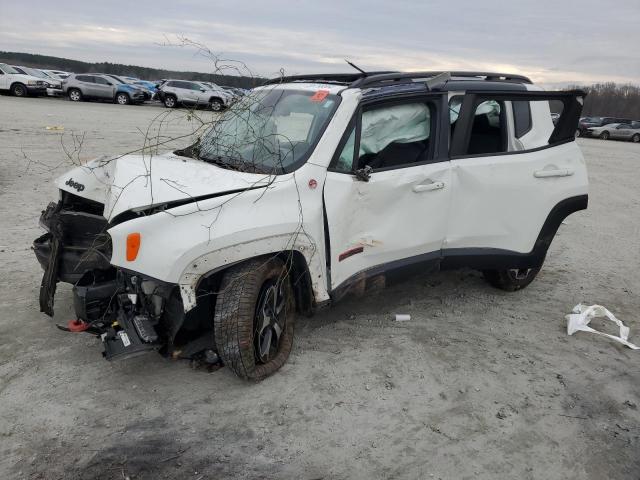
254,279,287,364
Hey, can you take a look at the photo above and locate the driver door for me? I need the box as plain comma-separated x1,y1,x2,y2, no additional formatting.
323,94,451,293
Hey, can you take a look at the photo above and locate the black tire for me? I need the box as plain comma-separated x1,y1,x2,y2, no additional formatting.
214,256,295,380
11,83,27,97
599,131,610,140
209,97,224,111
163,94,177,108
68,88,82,102
632,134,640,143
482,267,541,292
115,92,130,105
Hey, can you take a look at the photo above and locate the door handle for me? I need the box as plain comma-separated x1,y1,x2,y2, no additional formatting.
412,181,445,193
533,168,574,178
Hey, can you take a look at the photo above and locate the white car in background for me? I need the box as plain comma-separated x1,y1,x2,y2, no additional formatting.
42,69,71,80
0,63,48,97
10,66,63,96
157,79,232,111
33,71,588,380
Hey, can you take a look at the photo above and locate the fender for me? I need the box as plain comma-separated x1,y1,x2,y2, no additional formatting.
177,234,326,312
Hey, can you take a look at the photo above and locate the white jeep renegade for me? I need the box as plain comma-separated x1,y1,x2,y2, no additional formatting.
34,71,588,380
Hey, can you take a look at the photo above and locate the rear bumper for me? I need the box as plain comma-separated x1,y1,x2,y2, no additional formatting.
46,87,64,96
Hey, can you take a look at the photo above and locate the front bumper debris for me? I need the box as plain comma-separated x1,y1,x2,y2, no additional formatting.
34,199,112,316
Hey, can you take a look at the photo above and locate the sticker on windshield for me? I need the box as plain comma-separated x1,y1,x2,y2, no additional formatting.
310,90,330,103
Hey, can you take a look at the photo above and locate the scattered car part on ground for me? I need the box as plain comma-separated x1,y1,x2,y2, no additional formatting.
567,304,639,350
0,62,48,97
34,70,589,380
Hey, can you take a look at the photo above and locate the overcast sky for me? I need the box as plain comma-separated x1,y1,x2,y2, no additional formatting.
1,0,638,85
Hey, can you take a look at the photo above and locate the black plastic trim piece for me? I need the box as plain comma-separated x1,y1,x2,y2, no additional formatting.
331,251,441,302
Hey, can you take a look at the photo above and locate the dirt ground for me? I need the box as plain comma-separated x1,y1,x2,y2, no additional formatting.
0,96,639,480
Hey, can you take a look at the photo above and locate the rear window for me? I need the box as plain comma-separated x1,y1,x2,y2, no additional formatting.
76,75,94,83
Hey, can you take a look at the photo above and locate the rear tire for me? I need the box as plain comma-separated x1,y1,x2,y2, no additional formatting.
209,98,223,111
632,133,640,143
214,256,295,381
115,92,130,105
599,131,610,140
482,267,541,292
11,83,27,97
68,89,82,102
163,94,177,108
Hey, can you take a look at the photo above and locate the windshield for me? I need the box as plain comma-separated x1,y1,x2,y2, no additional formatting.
0,63,18,74
198,88,340,173
25,68,48,79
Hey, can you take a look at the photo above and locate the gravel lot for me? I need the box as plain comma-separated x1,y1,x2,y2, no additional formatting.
1,96,639,480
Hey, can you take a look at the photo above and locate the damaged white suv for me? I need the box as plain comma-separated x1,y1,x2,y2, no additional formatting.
34,71,588,380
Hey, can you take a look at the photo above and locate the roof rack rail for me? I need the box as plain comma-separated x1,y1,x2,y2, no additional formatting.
263,72,394,86
351,71,532,88
264,70,532,88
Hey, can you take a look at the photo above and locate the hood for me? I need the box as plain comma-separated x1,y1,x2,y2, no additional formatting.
55,152,274,221
120,84,143,92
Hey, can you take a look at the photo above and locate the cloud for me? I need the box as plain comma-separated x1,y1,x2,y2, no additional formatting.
0,0,638,84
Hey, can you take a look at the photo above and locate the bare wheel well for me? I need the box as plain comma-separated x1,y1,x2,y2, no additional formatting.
194,250,315,317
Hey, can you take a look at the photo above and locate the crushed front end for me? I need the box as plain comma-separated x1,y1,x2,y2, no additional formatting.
33,191,218,363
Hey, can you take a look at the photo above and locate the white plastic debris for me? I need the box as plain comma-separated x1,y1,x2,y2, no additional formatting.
395,314,411,322
566,304,639,350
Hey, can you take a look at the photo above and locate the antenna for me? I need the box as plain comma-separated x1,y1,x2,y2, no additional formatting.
345,60,367,75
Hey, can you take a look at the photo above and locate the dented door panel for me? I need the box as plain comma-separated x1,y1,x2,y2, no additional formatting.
324,162,451,291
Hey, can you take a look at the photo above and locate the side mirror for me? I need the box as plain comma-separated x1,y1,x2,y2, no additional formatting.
106,82,113,86
200,88,206,92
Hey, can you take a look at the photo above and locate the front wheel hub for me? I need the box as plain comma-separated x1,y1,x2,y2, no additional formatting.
254,279,287,363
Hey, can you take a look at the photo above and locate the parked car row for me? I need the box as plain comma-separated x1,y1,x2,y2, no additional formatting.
0,63,249,110
577,116,640,142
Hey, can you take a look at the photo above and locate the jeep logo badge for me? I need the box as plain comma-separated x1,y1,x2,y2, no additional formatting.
65,178,85,192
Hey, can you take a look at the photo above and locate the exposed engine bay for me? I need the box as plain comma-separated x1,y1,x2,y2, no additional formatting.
33,191,219,365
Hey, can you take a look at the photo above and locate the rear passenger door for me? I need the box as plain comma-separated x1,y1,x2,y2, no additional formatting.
93,76,115,100
323,94,451,294
446,91,588,256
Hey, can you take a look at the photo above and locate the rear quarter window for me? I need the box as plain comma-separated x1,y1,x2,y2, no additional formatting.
512,101,532,138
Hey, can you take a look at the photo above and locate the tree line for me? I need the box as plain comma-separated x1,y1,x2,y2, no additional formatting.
0,51,265,88
570,82,640,119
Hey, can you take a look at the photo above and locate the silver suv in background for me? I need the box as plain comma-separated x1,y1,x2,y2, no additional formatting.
63,73,146,105
157,79,232,111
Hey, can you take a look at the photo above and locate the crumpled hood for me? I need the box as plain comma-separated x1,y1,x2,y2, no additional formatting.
56,152,273,221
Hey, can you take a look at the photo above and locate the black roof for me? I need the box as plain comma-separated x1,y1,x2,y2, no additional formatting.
263,71,532,90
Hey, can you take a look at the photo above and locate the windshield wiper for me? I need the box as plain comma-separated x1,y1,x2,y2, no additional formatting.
199,154,245,172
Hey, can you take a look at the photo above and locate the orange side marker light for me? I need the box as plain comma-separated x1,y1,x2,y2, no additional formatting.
126,233,141,261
